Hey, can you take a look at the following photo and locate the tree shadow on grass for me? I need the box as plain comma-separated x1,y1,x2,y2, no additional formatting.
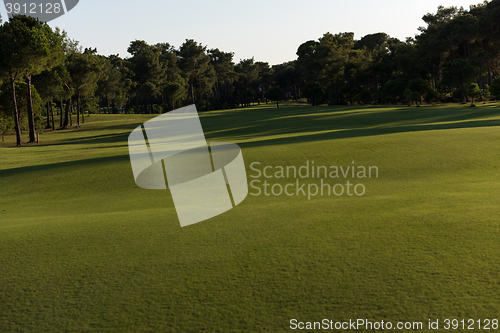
200,104,500,149
36,133,131,148
4,104,500,153
0,154,131,177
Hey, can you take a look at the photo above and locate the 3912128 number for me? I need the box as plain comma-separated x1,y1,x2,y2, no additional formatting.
5,2,62,14
443,319,498,330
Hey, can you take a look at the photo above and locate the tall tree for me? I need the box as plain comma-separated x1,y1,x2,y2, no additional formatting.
127,40,164,113
235,58,259,106
33,66,66,130
489,77,500,100
273,61,298,101
22,17,63,142
265,86,285,108
97,55,123,113
177,39,213,107
209,48,237,109
440,58,478,101
65,48,101,128
467,82,481,105
255,61,273,103
0,15,53,145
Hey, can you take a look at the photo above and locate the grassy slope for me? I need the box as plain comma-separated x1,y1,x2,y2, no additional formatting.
1,103,500,332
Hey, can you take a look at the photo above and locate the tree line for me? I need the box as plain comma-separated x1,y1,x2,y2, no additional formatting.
1,0,500,145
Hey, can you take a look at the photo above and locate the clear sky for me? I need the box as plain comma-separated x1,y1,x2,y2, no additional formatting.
0,0,483,65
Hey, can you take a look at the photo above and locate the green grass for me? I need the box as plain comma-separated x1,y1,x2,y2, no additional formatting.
1,102,500,332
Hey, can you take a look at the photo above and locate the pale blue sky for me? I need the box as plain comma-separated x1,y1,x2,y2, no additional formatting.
0,0,483,65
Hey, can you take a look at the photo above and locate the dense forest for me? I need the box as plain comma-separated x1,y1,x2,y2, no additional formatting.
1,0,500,146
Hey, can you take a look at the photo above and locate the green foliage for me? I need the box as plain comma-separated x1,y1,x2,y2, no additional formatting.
296,32,355,105
265,86,285,108
112,95,127,111
404,89,412,105
127,40,166,113
358,88,373,105
381,78,407,104
407,78,428,96
83,96,99,114
0,116,14,141
441,59,477,101
354,32,389,51
66,51,102,97
406,79,428,106
34,114,44,131
421,5,462,26
467,83,482,106
453,87,466,102
303,82,325,106
491,77,500,100
296,40,320,81
483,84,490,99
426,87,439,103
0,82,42,127
411,91,422,106
177,39,214,107
163,81,186,110
209,48,238,108
97,56,123,108
0,15,61,145
33,66,67,104
235,58,259,107
153,105,163,114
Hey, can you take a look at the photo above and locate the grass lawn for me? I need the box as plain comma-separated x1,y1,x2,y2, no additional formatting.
1,102,500,332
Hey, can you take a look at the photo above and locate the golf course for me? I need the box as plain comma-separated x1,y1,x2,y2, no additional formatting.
1,102,500,332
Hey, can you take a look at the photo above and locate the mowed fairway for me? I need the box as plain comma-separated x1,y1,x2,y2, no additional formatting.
1,103,500,332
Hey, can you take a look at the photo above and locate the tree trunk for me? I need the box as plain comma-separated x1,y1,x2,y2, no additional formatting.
245,78,249,107
46,102,51,129
26,75,36,143
224,82,228,108
63,98,70,129
144,95,149,114
215,80,220,110
10,78,22,146
76,90,81,129
190,76,195,104
50,101,55,131
81,96,85,124
60,100,63,128
69,101,73,127
262,82,265,104
136,89,140,113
